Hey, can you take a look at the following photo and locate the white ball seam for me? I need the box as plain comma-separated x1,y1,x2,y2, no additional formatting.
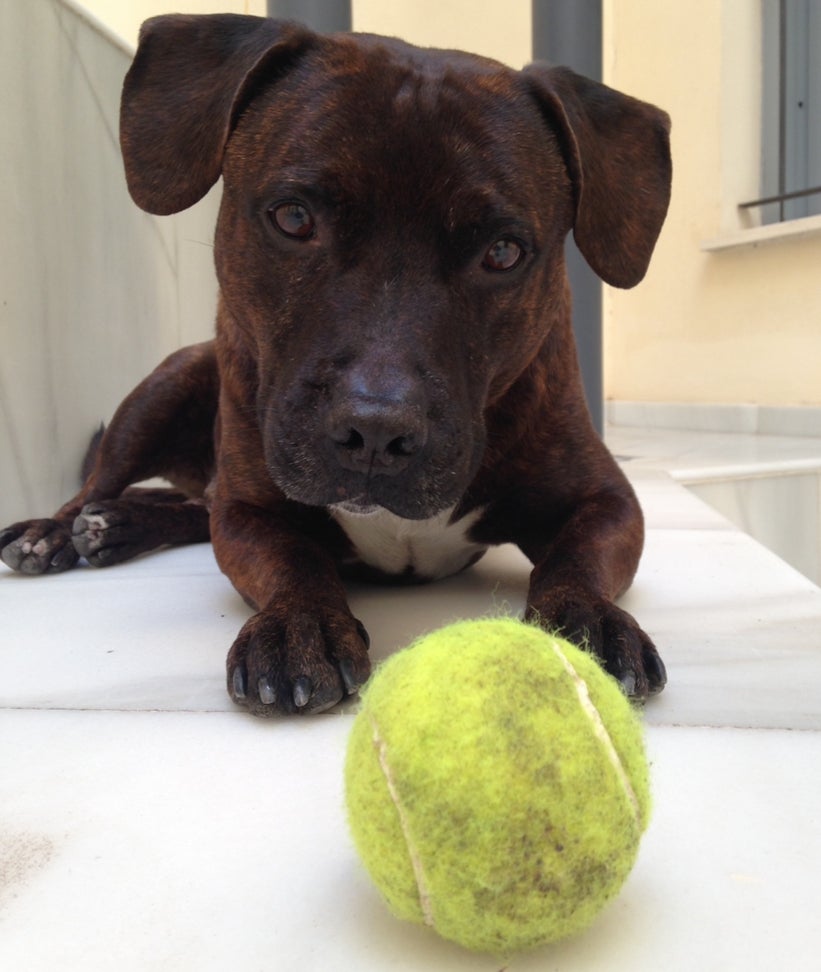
369,714,435,929
548,637,642,825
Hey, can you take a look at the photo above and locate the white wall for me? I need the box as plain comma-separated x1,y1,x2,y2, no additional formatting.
0,0,220,523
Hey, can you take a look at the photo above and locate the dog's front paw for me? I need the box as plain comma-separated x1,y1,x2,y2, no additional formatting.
526,587,667,700
0,519,79,574
227,608,371,716
72,501,151,566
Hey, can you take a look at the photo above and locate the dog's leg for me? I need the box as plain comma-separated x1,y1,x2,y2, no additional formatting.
520,484,667,699
71,489,210,568
0,342,217,574
1,488,211,575
210,491,371,717
215,508,370,716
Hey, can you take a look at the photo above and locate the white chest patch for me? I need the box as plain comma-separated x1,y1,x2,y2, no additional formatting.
330,505,488,580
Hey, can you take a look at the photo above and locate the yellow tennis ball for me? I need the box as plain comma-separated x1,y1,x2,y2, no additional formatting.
344,617,651,956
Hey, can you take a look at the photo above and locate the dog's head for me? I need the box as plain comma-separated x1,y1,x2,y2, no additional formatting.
121,15,671,519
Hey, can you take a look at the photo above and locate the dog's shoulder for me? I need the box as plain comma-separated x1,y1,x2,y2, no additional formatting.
330,505,487,581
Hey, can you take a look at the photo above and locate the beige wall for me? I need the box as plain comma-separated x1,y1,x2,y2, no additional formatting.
359,0,821,407
59,2,821,409
82,0,532,64
354,0,531,68
84,0,531,69
603,0,821,407
79,0,266,46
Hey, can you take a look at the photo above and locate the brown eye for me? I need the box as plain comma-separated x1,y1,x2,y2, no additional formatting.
482,238,524,272
269,202,315,240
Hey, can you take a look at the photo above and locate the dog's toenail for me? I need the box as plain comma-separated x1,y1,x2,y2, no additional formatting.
339,659,360,695
258,677,276,705
293,677,312,709
355,619,370,650
231,667,247,700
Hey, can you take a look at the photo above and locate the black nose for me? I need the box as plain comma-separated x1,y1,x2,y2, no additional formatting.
328,399,427,475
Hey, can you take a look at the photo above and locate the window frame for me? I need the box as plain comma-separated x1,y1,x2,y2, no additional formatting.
743,0,821,224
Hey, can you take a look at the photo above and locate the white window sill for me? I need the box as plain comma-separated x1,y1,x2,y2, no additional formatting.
701,212,821,251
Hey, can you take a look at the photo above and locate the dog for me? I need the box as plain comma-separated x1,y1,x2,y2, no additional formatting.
0,14,671,716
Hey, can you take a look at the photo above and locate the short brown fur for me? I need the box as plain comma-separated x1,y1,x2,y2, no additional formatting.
0,15,671,715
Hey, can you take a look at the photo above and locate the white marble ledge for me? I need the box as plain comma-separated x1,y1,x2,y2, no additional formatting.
609,424,821,482
2,465,821,729
610,423,821,586
607,400,821,439
1,712,819,972
701,211,821,251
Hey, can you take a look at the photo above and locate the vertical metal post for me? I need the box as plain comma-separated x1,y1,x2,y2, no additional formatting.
532,0,604,434
266,0,351,32
779,0,788,222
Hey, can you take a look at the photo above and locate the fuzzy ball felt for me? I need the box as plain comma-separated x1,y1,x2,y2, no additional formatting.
344,617,651,955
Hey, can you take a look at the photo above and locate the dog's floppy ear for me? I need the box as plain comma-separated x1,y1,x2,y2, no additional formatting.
524,65,672,288
120,14,314,215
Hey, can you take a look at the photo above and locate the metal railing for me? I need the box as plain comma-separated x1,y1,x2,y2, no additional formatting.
740,185,821,218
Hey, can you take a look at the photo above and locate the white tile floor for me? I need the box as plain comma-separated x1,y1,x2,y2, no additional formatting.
2,428,821,970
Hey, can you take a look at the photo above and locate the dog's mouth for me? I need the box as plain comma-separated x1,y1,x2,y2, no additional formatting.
274,463,465,520
330,500,382,517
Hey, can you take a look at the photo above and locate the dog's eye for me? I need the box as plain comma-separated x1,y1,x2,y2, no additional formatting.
482,238,525,273
269,202,316,240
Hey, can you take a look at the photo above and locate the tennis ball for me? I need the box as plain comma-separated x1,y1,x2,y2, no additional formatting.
344,617,650,955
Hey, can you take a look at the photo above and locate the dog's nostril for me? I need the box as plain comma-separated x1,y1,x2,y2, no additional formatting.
329,408,426,474
386,435,416,458
337,428,365,451
335,428,416,459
